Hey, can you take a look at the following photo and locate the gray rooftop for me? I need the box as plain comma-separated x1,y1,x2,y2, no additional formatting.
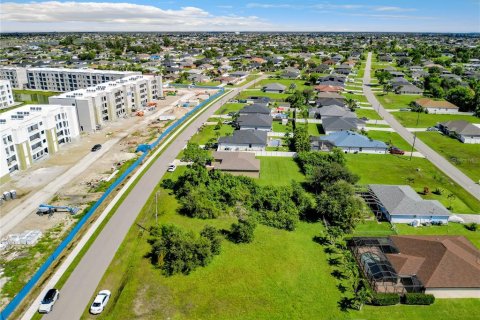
218,129,268,145
237,114,272,128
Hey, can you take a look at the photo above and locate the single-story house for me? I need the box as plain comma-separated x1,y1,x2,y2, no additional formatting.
229,71,249,78
282,67,301,79
212,151,260,178
311,131,388,154
217,129,267,151
395,84,423,95
237,114,272,131
349,235,480,298
368,184,451,224
321,116,365,134
414,98,459,114
308,105,355,119
314,85,343,93
262,83,287,93
238,104,270,115
438,120,480,144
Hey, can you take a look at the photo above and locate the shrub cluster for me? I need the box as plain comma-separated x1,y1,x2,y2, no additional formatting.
229,218,256,243
148,224,221,276
403,293,435,305
371,293,400,306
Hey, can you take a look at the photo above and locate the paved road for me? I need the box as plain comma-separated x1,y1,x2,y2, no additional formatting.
363,52,480,201
41,76,265,320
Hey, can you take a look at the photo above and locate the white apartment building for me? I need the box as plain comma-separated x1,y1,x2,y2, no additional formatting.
0,67,140,92
49,74,163,132
0,80,15,110
0,104,80,182
0,67,28,89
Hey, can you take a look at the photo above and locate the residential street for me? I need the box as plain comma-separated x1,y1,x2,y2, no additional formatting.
37,77,265,320
363,52,480,201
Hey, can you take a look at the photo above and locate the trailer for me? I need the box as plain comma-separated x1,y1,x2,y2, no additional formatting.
37,204,80,216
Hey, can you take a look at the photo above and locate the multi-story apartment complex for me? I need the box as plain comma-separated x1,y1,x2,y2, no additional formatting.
0,67,28,89
0,67,140,92
0,104,80,182
49,74,163,132
0,80,15,110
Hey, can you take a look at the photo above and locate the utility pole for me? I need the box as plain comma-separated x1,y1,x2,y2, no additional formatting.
409,111,421,161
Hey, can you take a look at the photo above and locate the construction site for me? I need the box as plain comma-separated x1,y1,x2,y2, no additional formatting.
0,86,219,309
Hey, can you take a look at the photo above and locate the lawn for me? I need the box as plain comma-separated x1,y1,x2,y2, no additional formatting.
355,108,382,120
297,123,322,136
257,157,305,186
249,78,311,91
188,123,234,145
416,132,480,181
392,112,480,128
236,90,290,101
272,121,290,133
344,154,480,214
366,130,412,150
343,93,368,103
375,93,423,109
214,103,245,115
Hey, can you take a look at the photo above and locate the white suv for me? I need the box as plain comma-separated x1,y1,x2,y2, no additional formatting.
90,290,111,314
38,288,59,313
167,164,177,172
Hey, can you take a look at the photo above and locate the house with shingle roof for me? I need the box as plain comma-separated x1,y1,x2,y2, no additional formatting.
236,114,272,131
311,131,387,154
308,105,355,119
262,83,287,93
238,104,270,115
414,98,459,114
212,151,260,178
438,120,480,144
368,184,451,224
217,129,267,151
321,116,365,134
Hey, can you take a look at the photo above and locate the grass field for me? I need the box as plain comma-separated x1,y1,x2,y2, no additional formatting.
272,121,290,133
343,92,368,103
392,112,480,128
236,90,290,100
355,108,382,120
375,93,423,109
214,103,245,115
188,124,234,145
416,132,480,181
249,78,311,91
297,123,322,136
257,157,305,186
345,154,480,214
366,130,412,150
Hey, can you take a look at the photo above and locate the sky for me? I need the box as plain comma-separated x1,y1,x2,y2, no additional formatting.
0,0,479,33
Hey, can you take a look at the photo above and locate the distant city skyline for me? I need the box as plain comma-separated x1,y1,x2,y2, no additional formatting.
1,0,479,33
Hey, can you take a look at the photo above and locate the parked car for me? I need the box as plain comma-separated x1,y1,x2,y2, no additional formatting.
90,290,111,314
167,164,177,172
91,144,102,152
389,147,405,155
38,288,59,314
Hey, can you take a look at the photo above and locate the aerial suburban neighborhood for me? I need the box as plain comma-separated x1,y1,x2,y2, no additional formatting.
0,0,479,319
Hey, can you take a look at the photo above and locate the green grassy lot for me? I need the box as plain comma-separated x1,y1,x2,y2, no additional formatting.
272,121,290,133
236,90,290,100
366,130,412,150
249,78,311,91
257,157,305,186
344,154,480,214
297,123,322,136
365,123,391,128
355,108,382,120
375,93,423,109
214,103,245,115
416,132,480,181
392,112,480,128
343,92,368,103
188,124,234,145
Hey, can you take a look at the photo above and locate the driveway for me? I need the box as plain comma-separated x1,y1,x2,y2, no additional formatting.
363,52,480,202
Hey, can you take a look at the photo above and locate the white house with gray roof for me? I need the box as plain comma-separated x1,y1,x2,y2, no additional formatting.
217,130,267,151
368,184,451,224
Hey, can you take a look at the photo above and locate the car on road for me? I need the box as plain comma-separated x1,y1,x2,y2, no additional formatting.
389,147,405,155
91,144,102,152
38,288,59,314
167,164,177,172
90,290,111,314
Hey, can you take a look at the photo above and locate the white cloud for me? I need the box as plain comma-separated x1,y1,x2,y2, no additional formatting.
246,3,298,9
373,6,416,12
0,1,271,31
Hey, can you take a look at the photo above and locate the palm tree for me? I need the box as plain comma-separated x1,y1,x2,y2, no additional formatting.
345,98,357,111
289,82,297,93
383,83,393,95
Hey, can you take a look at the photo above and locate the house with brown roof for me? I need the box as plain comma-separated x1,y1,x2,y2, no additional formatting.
414,98,459,114
438,120,480,144
349,236,480,298
314,84,343,93
212,151,260,178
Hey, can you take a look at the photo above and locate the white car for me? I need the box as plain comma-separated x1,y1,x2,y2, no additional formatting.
90,290,111,314
38,288,59,313
167,164,177,172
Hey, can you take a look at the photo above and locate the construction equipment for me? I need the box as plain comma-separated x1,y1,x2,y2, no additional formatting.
37,204,79,216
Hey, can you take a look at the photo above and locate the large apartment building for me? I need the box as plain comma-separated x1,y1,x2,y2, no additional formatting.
0,67,140,91
49,74,163,132
0,67,28,89
0,80,15,110
0,104,80,182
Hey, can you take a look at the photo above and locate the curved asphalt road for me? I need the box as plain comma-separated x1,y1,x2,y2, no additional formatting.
363,52,480,201
41,76,266,320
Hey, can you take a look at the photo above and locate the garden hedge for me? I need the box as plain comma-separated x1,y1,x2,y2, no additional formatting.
403,293,435,305
371,293,400,306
